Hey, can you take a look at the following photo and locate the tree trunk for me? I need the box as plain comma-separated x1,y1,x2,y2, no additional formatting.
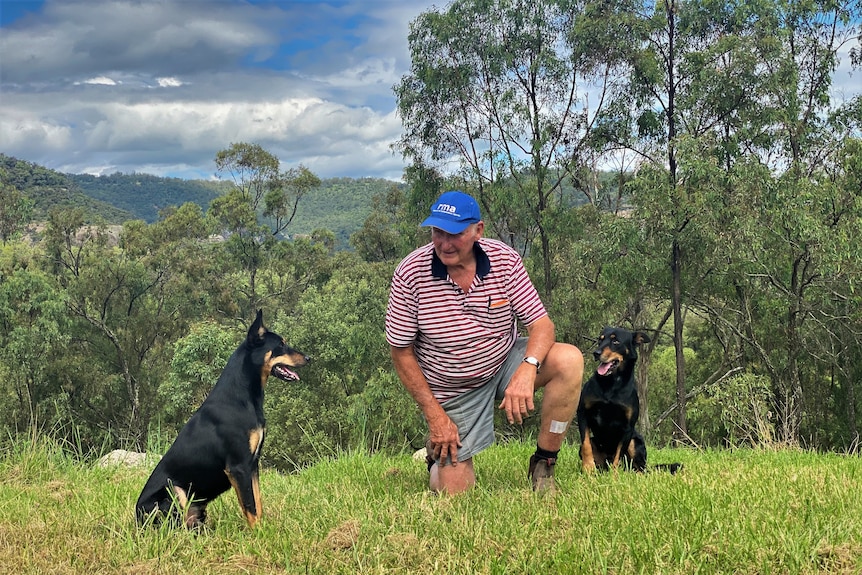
672,239,687,441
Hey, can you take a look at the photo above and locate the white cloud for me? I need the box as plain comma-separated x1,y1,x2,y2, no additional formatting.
0,0,430,180
156,77,183,88
80,76,119,86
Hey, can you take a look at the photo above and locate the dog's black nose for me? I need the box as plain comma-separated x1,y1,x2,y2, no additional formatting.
592,350,601,360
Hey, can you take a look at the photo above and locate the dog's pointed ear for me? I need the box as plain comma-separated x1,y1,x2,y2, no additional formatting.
633,331,651,346
248,309,266,345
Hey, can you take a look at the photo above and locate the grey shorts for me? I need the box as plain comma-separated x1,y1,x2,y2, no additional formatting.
432,338,528,464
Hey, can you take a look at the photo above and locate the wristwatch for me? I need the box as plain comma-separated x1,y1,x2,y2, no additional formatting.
523,356,541,373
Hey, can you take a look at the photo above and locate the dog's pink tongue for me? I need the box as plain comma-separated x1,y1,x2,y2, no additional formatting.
597,362,613,376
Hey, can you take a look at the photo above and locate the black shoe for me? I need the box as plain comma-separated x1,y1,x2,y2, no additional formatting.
528,454,557,493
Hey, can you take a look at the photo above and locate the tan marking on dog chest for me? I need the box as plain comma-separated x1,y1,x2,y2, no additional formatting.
172,485,189,508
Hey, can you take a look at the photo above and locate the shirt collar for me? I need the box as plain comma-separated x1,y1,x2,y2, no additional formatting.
431,241,491,280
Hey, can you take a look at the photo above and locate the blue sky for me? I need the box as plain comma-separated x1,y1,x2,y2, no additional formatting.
0,0,438,180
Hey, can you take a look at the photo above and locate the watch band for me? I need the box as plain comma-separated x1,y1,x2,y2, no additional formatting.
523,356,541,372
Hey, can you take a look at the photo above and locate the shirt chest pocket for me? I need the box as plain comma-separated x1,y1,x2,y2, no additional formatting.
475,297,513,333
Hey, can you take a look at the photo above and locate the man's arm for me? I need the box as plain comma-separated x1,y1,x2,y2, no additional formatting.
499,315,556,424
390,344,461,464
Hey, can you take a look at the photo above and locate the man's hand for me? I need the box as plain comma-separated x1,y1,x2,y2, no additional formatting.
426,411,462,466
499,363,536,424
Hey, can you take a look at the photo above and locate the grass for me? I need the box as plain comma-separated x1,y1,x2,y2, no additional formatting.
1,439,861,574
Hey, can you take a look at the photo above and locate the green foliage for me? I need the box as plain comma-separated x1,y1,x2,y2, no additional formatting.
292,177,405,250
0,267,70,435
69,171,224,224
264,255,423,470
349,186,414,262
0,154,135,223
3,152,396,251
703,373,775,447
0,182,33,243
159,322,237,430
0,2,860,463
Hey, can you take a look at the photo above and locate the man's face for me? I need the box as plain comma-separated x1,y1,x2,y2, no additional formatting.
431,222,483,267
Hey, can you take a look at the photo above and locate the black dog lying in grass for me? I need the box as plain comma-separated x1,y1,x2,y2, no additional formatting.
136,310,309,528
577,326,680,474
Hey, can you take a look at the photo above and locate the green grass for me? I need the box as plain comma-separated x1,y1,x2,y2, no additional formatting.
1,439,861,574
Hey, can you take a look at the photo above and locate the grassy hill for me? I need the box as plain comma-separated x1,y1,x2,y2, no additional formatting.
2,439,860,574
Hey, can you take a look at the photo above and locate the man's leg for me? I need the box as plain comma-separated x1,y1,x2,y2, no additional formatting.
530,342,584,490
425,378,498,495
536,341,584,449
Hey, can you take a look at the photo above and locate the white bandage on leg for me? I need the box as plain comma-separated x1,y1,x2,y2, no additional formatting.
549,420,568,434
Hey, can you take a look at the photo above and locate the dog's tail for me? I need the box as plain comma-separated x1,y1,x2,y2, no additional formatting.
649,463,683,474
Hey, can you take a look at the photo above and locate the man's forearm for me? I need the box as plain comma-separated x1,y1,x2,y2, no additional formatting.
390,344,445,420
524,315,556,365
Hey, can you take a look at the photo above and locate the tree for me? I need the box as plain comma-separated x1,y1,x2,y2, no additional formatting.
681,1,862,446
0,268,69,435
42,205,214,447
593,0,784,440
350,186,414,262
0,181,33,244
395,0,624,303
263,254,417,469
211,142,321,315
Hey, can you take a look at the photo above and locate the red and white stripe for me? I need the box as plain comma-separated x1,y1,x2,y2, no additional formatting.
385,238,547,403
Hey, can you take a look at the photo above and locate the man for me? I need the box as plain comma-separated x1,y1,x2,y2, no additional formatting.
385,190,584,493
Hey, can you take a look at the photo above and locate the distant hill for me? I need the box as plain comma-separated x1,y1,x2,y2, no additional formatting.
1,154,403,249
69,172,227,224
291,177,403,246
0,154,135,224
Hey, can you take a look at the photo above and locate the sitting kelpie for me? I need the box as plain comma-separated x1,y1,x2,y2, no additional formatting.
577,326,678,473
136,310,309,528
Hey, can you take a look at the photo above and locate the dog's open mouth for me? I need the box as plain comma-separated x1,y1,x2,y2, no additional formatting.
597,360,619,376
271,364,300,382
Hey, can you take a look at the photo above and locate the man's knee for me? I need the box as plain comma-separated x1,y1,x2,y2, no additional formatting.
430,458,476,494
544,342,584,388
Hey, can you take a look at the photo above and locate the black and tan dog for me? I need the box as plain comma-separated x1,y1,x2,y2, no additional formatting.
577,326,651,472
136,310,309,528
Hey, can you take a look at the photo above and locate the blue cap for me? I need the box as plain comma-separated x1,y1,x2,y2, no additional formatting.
420,191,481,234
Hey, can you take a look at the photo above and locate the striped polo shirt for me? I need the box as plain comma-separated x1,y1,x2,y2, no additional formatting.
385,238,548,403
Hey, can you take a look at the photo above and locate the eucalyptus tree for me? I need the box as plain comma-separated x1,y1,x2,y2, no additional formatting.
211,142,321,315
665,1,862,446
0,181,32,244
735,1,861,445
590,0,795,440
395,0,627,302
627,0,861,446
350,186,415,263
0,266,69,436
42,204,215,447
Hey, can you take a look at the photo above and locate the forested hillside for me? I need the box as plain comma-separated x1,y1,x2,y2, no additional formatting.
291,177,405,246
1,154,401,248
69,172,227,224
0,154,135,223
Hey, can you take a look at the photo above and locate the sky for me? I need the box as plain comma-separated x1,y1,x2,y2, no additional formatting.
1,1,859,183
0,0,439,181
